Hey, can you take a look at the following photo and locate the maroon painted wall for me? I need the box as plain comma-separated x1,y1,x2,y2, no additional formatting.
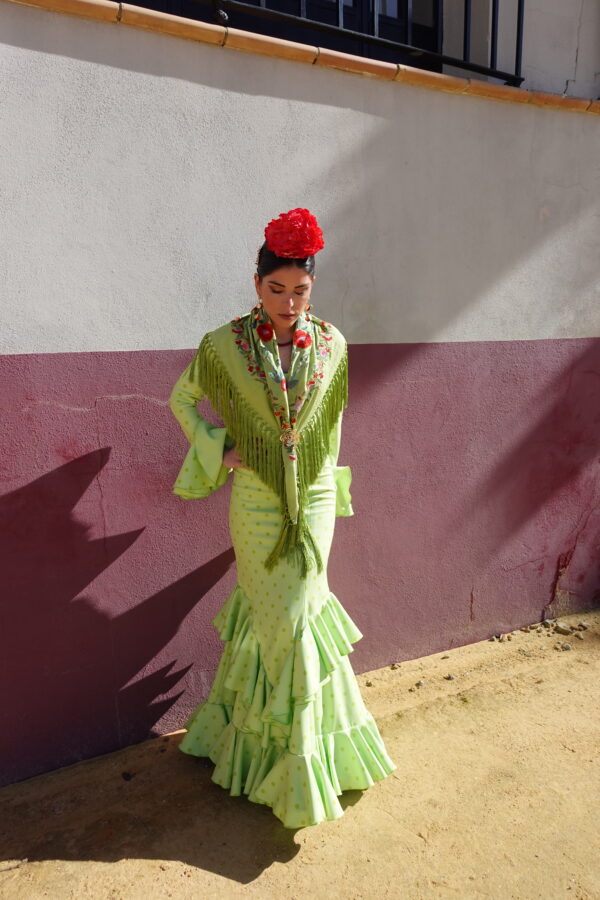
1,338,599,786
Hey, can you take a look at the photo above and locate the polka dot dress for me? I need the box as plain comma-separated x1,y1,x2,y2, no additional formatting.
179,457,397,828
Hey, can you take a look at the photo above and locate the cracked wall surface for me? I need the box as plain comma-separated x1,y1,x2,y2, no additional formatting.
0,0,599,786
520,0,600,100
1,340,599,786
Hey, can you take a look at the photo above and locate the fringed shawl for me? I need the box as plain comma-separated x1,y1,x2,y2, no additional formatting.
187,310,348,577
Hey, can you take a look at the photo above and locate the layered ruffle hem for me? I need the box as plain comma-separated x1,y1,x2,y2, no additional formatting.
179,583,397,829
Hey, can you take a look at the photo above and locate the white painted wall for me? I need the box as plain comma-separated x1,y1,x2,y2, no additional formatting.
443,0,600,101
520,0,600,100
0,0,599,353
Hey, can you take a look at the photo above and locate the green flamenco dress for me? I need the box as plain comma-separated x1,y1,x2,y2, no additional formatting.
168,308,396,828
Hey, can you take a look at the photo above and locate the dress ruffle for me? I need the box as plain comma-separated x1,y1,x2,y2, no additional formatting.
179,583,397,828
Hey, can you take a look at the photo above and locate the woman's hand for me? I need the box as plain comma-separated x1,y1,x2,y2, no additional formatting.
223,444,250,470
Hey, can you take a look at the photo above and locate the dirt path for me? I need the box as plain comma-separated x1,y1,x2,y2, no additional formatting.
1,610,598,899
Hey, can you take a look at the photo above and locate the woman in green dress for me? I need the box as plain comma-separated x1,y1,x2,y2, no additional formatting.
169,208,396,828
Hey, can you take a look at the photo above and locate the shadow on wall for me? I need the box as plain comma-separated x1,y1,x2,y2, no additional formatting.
0,448,233,788
1,0,599,790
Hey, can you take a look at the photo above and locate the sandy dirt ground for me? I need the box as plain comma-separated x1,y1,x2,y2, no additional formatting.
1,610,599,900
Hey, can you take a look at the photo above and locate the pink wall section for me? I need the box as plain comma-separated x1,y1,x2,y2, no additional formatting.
1,338,599,786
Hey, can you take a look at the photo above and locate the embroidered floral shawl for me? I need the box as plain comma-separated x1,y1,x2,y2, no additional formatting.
186,306,348,577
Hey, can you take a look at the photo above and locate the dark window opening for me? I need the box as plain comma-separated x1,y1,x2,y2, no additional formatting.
141,0,525,86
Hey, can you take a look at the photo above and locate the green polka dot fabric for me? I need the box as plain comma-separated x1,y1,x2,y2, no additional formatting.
179,460,397,829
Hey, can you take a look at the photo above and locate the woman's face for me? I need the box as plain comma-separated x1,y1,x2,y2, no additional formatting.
254,265,315,329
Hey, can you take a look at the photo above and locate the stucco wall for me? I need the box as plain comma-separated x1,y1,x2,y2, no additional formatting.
520,0,600,100
1,0,599,785
443,0,600,101
1,0,599,355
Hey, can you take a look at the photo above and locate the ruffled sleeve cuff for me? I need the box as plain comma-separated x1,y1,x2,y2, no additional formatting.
172,419,233,499
333,464,354,517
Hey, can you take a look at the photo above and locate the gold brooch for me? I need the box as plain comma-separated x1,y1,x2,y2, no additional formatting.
279,427,301,449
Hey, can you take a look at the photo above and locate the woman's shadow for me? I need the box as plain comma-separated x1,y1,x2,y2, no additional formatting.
0,447,363,880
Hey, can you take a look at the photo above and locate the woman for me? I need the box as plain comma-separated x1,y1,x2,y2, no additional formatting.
169,208,396,829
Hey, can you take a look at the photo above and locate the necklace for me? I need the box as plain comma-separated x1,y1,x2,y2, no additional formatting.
277,339,293,346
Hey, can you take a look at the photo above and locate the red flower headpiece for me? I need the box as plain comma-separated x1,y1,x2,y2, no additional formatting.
264,207,324,258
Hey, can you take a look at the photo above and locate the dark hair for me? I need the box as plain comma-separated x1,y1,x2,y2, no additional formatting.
255,241,316,280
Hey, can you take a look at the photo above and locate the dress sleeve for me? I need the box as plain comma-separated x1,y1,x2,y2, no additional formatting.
327,412,354,517
168,356,234,499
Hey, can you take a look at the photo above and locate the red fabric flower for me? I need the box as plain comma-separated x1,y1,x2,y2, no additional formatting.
264,208,324,258
293,329,312,349
257,322,274,342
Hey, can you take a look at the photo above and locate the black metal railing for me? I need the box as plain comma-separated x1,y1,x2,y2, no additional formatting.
147,0,525,86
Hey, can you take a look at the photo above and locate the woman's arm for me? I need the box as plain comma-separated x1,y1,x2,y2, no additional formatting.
168,357,234,498
328,412,354,517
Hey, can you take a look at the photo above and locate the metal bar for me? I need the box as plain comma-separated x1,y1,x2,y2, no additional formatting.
372,0,379,38
299,0,306,20
490,0,499,70
463,0,471,62
515,0,525,79
405,0,412,46
399,0,406,43
190,0,525,85
337,0,343,30
434,0,442,55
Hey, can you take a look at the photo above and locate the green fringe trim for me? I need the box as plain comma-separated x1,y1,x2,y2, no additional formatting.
190,333,349,578
189,333,285,500
264,503,324,579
